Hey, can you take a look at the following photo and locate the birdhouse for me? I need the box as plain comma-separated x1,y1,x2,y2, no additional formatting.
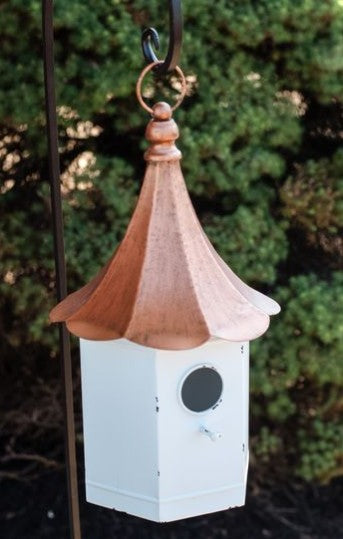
50,92,280,522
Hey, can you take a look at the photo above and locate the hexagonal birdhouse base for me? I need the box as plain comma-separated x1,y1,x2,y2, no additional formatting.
80,338,249,522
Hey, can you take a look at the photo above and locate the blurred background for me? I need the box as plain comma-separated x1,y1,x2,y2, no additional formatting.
0,1,342,537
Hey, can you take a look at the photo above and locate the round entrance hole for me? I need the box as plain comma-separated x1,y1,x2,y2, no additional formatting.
180,366,223,413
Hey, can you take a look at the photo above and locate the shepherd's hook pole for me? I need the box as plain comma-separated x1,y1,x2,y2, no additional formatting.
42,1,81,537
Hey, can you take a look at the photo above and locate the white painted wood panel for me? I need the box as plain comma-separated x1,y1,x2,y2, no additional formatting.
80,338,249,522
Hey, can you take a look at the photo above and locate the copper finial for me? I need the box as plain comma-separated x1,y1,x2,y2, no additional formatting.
144,102,181,162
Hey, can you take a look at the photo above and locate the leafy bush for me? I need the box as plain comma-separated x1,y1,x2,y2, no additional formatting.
1,0,342,483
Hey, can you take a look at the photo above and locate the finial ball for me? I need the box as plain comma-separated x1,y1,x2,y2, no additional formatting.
152,102,172,121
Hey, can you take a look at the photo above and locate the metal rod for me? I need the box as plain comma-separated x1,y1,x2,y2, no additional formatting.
42,2,81,537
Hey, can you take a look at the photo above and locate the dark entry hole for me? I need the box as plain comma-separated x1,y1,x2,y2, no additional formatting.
181,366,223,413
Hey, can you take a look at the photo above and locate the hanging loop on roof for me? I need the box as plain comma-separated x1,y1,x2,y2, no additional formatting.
141,0,182,75
136,61,187,114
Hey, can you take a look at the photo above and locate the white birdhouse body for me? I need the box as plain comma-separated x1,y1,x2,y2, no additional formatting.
80,338,249,522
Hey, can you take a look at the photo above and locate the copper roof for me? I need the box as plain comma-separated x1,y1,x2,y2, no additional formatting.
50,102,280,350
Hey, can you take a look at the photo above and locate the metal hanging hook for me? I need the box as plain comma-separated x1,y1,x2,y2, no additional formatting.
141,0,182,75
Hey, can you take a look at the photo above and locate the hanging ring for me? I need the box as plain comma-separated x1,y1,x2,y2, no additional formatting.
141,0,182,75
136,61,187,115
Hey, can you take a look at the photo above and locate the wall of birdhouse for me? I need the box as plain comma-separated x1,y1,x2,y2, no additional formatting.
80,338,249,523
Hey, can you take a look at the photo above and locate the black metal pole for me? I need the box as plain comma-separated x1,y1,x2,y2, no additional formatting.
42,1,81,537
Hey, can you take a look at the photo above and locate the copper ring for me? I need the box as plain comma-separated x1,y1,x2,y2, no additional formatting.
136,61,187,114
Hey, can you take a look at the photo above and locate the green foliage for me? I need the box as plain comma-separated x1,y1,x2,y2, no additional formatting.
1,0,342,483
254,426,282,463
281,150,343,233
297,420,343,483
253,273,343,393
280,150,343,262
205,188,288,284
252,273,343,480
